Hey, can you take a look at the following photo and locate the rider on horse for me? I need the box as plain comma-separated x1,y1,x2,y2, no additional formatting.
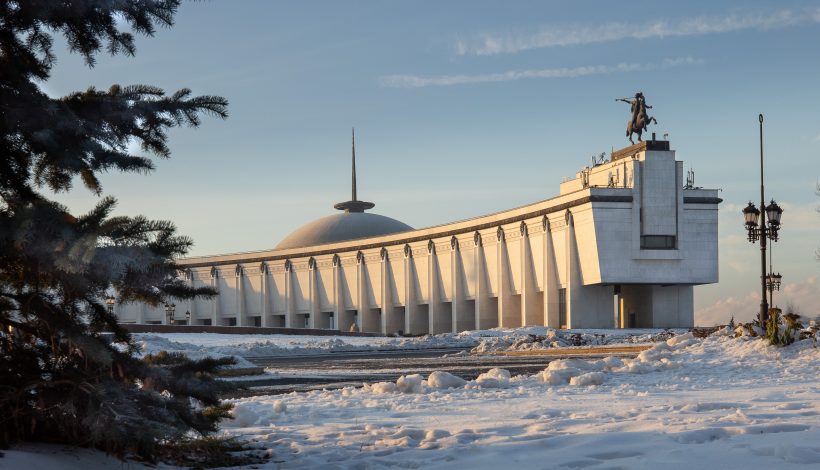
617,92,657,144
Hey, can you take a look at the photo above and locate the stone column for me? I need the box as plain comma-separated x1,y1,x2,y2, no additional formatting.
520,222,539,326
284,260,295,328
543,217,558,328
185,270,194,325
496,227,515,328
356,251,365,332
210,266,219,326
379,248,390,335
403,245,417,334
451,237,468,333
332,255,342,331
308,258,318,329
565,211,580,329
427,240,446,334
473,232,490,330
235,265,245,327
260,262,269,327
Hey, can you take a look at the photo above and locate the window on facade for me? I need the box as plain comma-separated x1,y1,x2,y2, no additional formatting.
641,235,676,249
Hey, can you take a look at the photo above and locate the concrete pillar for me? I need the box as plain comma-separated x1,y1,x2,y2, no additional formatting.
308,258,318,329
284,260,295,328
260,262,269,327
332,255,344,331
235,265,245,327
403,246,422,334
473,232,492,330
451,237,470,333
185,270,194,325
520,223,539,326
543,217,559,328
497,227,516,328
380,249,389,335
427,241,440,334
210,267,219,326
565,211,582,329
356,252,367,332
403,248,412,334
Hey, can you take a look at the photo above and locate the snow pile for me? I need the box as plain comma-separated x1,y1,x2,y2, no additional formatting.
569,371,605,386
219,333,820,468
472,367,511,388
135,335,257,369
134,332,480,358
469,327,685,353
396,374,424,393
427,371,466,389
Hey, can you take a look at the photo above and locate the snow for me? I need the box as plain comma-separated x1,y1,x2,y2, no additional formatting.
1,443,170,470
218,333,820,469
11,329,818,468
132,331,478,358
427,371,467,389
131,326,684,362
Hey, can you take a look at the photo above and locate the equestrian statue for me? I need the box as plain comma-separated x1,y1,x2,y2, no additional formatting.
616,92,657,144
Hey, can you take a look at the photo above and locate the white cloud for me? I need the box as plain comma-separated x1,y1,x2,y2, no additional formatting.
457,9,820,56
696,276,820,326
379,56,700,88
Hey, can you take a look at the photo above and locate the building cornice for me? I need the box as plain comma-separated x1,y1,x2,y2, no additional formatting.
180,190,634,268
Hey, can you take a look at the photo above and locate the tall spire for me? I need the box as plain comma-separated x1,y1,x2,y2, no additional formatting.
334,128,375,213
352,128,357,201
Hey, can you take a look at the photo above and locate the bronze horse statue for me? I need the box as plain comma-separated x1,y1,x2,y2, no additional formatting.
617,92,657,144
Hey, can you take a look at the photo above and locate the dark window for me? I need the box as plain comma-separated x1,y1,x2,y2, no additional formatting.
253,316,261,327
558,288,567,328
641,235,676,249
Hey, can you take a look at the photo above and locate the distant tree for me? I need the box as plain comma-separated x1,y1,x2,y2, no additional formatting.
0,0,235,461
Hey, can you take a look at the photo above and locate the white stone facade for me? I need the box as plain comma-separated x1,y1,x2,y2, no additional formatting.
116,141,720,333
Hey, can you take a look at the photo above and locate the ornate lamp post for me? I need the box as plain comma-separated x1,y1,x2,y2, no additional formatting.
164,302,176,325
105,295,115,315
766,271,782,307
742,114,784,327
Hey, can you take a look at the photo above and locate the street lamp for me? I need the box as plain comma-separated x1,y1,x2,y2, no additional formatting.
105,295,115,315
164,302,176,325
741,114,784,327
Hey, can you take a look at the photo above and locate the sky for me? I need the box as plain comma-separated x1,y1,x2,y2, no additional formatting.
46,0,820,325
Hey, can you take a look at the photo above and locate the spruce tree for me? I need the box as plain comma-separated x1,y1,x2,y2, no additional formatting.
0,0,236,460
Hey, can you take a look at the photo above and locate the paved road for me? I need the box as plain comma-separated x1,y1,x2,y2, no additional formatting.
224,347,642,397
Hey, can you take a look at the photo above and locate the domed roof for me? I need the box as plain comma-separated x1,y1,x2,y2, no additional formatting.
276,129,412,250
275,212,413,250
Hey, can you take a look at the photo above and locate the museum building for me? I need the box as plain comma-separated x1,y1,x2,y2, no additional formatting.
115,138,720,334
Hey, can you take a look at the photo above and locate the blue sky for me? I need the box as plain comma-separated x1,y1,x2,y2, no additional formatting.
48,0,820,324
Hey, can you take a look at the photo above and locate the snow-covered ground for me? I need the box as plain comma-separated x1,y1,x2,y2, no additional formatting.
132,327,681,360
220,331,820,469
8,329,819,468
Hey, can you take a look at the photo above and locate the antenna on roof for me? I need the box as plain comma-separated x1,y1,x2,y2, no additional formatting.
334,128,375,213
352,128,357,201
